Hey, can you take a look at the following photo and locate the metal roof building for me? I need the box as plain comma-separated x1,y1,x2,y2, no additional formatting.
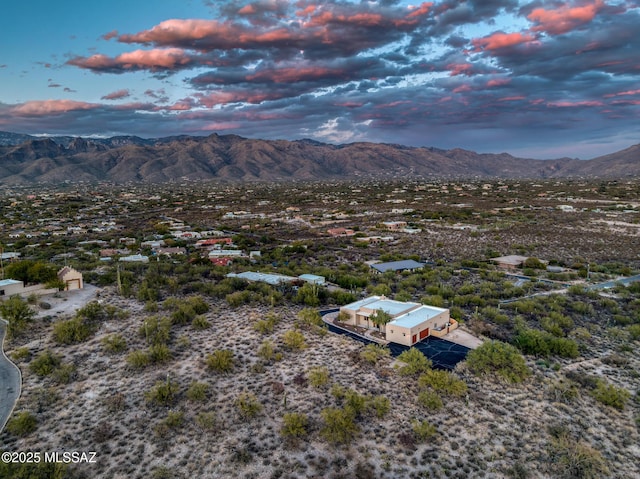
370,260,425,273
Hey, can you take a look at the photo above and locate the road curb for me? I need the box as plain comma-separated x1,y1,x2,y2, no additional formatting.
0,318,22,434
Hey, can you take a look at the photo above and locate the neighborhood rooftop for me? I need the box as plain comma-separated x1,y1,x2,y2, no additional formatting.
371,259,425,273
390,305,449,329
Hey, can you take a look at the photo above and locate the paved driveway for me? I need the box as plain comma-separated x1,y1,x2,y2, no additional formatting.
0,320,21,433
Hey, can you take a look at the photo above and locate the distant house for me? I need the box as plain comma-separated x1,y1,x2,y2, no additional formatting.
490,255,529,271
208,250,244,259
340,296,456,347
210,257,233,267
227,271,297,286
155,247,186,256
58,266,83,291
0,252,21,262
370,260,425,274
382,221,407,231
327,228,355,237
0,279,25,297
196,238,233,248
119,254,150,263
299,274,325,285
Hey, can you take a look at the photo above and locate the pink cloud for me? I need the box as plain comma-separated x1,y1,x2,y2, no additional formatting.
499,96,526,101
101,89,130,100
487,78,511,87
196,90,285,107
453,84,472,93
11,100,98,116
68,48,193,72
447,63,473,76
528,0,605,35
547,100,604,107
102,30,118,41
472,32,535,51
247,65,343,83
604,89,640,98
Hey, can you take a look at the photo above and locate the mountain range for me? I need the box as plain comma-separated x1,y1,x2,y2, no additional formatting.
0,131,637,184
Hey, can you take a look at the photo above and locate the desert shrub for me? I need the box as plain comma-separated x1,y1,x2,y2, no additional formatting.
145,379,179,406
139,316,172,346
548,433,609,479
320,407,359,444
105,393,126,412
547,379,579,404
343,389,367,418
465,340,530,383
191,316,211,330
52,317,93,344
397,348,432,376
29,350,62,377
254,318,276,334
591,380,630,410
149,343,172,363
515,329,579,358
308,366,330,388
205,350,234,373
418,370,467,397
359,344,390,364
367,395,391,418
628,324,640,340
540,312,574,337
53,363,77,384
171,304,196,325
281,412,309,440
282,329,307,351
126,350,151,369
102,334,127,353
257,339,280,363
5,411,38,436
412,419,437,442
195,411,217,432
418,390,443,411
235,392,262,419
0,463,70,479
164,411,184,429
187,295,210,314
10,347,31,362
186,381,209,402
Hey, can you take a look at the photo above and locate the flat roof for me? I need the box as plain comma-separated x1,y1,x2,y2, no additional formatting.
361,299,419,317
228,271,297,285
371,260,425,273
342,296,384,311
491,255,529,265
0,279,22,286
390,305,448,329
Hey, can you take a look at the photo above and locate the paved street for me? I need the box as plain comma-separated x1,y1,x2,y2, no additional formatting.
0,320,21,432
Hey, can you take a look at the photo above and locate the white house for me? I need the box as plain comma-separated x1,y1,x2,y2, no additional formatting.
339,296,456,346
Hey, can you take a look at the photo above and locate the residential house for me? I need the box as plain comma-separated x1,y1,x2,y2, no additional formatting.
370,260,425,274
327,227,355,237
339,296,456,347
299,274,325,285
382,221,407,231
490,255,529,271
0,279,25,297
58,266,83,290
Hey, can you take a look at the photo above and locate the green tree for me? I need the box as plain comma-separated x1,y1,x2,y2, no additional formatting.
5,410,38,437
320,407,359,444
0,295,35,338
397,348,432,376
370,309,393,332
465,340,530,383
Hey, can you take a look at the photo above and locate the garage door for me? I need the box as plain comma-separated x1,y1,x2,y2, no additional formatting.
419,328,429,340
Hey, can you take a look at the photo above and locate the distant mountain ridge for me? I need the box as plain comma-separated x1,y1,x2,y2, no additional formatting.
0,131,637,184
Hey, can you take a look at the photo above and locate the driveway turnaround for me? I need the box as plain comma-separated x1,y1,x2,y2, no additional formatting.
0,320,22,433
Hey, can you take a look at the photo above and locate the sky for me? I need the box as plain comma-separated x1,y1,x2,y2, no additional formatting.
0,0,638,159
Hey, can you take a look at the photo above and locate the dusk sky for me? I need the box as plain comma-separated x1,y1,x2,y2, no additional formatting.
1,0,638,159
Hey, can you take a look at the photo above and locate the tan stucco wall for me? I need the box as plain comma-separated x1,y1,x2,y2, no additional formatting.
386,310,451,346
